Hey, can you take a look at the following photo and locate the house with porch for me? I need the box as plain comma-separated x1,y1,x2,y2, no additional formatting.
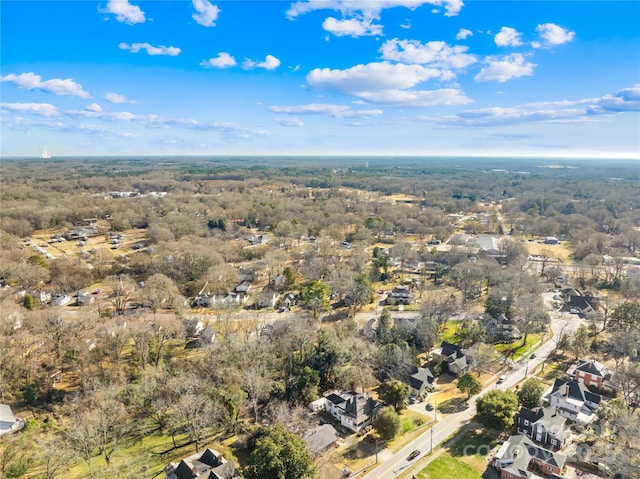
311,391,382,433
515,406,569,451
543,379,602,424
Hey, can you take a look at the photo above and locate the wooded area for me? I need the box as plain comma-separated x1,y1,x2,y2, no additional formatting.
0,156,638,479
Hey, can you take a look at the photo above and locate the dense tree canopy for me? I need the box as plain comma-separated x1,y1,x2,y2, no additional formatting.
475,390,519,430
517,378,544,409
244,423,314,479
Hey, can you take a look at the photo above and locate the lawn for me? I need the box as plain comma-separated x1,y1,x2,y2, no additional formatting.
414,453,483,479
407,427,499,479
495,333,542,360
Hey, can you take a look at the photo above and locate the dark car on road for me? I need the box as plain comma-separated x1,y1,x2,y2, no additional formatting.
407,450,420,461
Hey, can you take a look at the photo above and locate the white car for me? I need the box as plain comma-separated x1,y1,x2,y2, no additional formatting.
497,375,507,384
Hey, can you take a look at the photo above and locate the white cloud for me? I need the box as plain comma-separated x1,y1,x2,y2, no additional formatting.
322,16,383,37
456,28,473,40
474,53,536,83
455,107,580,124
105,92,135,104
119,42,181,56
494,27,523,47
355,88,470,107
192,0,220,27
67,109,139,121
535,23,575,47
274,117,305,126
270,103,383,118
1,72,89,97
380,38,477,69
306,62,471,107
286,1,464,19
101,0,145,25
85,103,102,112
434,85,639,127
586,84,640,114
200,52,237,68
400,19,412,29
307,61,442,95
242,55,281,70
1,102,59,117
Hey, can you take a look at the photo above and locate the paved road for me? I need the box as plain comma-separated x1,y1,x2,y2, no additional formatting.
360,293,583,479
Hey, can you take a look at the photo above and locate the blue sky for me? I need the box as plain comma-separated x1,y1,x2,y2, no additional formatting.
1,0,639,158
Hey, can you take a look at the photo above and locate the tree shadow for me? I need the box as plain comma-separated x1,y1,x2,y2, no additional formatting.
438,397,470,414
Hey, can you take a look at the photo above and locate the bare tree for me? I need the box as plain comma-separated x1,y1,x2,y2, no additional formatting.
108,274,134,315
142,273,181,318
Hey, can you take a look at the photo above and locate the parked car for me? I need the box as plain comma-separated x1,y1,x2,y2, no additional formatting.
407,450,420,461
497,375,507,384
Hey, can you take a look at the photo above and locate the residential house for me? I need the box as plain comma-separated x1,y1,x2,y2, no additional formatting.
183,319,204,337
567,359,610,389
235,281,252,294
0,404,21,436
51,293,71,306
76,292,95,306
67,226,99,239
493,434,566,479
313,391,382,433
449,233,471,246
470,234,503,256
385,285,414,305
164,448,235,479
544,237,559,245
280,292,299,309
432,341,472,377
515,406,569,451
38,291,52,304
257,290,280,309
482,314,522,343
544,379,602,424
195,293,214,307
560,288,597,317
303,424,338,456
408,366,435,398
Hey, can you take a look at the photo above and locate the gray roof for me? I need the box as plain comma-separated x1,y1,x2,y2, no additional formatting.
410,367,435,391
303,424,338,455
499,434,566,476
0,405,15,424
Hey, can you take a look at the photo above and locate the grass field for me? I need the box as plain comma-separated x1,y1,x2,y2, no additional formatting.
495,333,543,360
410,428,499,479
414,453,483,479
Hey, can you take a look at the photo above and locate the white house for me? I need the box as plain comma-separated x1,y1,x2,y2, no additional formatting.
544,379,602,424
51,293,71,306
313,391,382,433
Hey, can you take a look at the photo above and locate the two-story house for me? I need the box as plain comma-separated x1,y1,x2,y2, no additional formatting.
408,366,435,398
385,285,414,305
515,406,569,451
567,359,610,389
544,379,602,424
314,391,383,433
432,341,472,377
